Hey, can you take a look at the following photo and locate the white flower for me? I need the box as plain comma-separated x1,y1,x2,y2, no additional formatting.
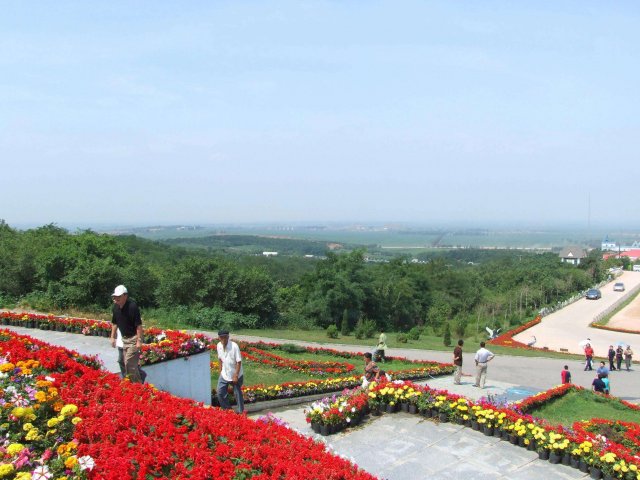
32,466,53,480
78,455,96,471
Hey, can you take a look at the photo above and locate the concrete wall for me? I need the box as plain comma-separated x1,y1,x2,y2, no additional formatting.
144,351,212,405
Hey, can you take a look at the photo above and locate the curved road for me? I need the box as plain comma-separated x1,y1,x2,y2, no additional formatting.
513,271,640,356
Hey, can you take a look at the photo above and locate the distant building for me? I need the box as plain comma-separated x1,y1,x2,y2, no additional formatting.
600,237,640,253
601,237,617,251
262,252,278,257
603,249,640,262
559,246,588,265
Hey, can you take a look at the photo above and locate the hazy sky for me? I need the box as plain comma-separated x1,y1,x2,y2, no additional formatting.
2,1,639,229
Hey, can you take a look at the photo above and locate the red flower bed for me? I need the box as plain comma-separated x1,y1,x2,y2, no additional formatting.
243,345,356,375
0,329,376,480
488,315,542,349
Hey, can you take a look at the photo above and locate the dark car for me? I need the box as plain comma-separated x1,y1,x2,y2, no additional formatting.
586,289,602,300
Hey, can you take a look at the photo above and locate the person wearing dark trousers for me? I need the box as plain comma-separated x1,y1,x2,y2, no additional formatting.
616,346,624,371
608,345,616,371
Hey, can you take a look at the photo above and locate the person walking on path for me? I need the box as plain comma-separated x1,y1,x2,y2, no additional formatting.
453,339,464,385
561,365,571,384
116,328,147,383
616,345,624,371
624,345,633,371
473,342,495,389
216,330,245,413
377,330,388,363
584,343,594,371
608,345,616,371
110,285,143,383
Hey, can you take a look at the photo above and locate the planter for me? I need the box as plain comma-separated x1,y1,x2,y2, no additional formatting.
579,460,589,473
526,440,536,451
518,437,526,448
400,402,409,413
589,467,603,479
430,408,439,418
320,424,331,436
561,453,570,466
603,475,614,480
386,404,396,414
371,405,381,416
509,435,518,445
501,430,510,440
548,452,561,464
569,457,579,469
408,404,418,415
493,428,502,438
538,450,549,460
471,421,480,431
438,412,449,423
483,426,494,436
311,422,320,434
454,416,464,425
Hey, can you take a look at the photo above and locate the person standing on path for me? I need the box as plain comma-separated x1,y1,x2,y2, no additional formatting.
377,330,388,363
453,339,464,385
474,342,495,389
110,285,143,383
616,345,624,371
584,343,594,371
624,345,633,371
608,345,616,371
561,365,571,384
216,330,245,413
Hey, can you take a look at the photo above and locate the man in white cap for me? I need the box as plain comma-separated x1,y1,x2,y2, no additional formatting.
216,329,244,413
110,285,143,383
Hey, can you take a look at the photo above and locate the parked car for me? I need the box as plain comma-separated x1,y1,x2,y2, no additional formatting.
586,289,602,300
613,282,625,292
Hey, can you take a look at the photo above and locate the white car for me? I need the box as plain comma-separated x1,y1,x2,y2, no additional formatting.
613,282,625,292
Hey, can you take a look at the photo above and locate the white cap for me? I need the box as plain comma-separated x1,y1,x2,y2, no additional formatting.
111,285,128,297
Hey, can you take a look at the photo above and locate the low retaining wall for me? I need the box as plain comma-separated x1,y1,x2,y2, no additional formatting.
144,351,212,405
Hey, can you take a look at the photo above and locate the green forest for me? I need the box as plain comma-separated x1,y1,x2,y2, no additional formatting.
0,221,618,338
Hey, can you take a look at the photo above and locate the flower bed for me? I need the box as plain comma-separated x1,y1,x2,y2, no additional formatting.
488,315,542,349
0,311,212,366
305,379,640,477
1,329,376,480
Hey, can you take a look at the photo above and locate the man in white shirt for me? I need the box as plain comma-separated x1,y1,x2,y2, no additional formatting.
216,329,245,413
474,342,495,389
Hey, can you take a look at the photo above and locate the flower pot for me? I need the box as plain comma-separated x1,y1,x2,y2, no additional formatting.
386,404,396,414
579,460,589,473
471,421,480,431
548,452,561,464
526,440,536,451
311,422,320,433
320,424,330,436
538,450,549,460
603,474,614,480
371,407,381,417
438,412,448,423
454,416,464,425
509,435,518,445
569,457,579,469
561,453,570,466
501,430,510,440
430,408,439,418
589,467,603,479
493,428,502,438
483,426,494,436
408,404,418,415
518,437,526,448
400,402,409,413
589,467,602,480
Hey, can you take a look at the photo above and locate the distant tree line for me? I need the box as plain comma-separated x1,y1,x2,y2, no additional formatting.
0,222,611,335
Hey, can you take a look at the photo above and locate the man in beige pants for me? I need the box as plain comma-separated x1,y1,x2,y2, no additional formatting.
474,341,495,389
453,339,464,384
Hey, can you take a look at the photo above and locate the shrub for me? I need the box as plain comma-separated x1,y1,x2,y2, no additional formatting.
354,318,377,339
397,333,408,344
326,325,339,338
407,327,421,341
279,343,307,354
341,309,350,336
443,323,452,347
277,313,315,330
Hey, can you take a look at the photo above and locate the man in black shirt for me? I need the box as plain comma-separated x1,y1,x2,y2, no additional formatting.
110,285,143,383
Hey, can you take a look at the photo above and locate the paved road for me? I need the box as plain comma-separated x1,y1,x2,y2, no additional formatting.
513,271,640,356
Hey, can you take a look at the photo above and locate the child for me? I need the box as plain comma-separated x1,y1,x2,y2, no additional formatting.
561,365,571,384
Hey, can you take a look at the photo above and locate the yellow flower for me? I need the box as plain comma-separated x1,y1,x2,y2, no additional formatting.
22,423,34,432
64,456,78,468
34,391,47,402
11,407,26,418
47,418,59,428
25,429,39,441
0,463,15,477
71,417,82,425
6,443,24,456
15,472,31,480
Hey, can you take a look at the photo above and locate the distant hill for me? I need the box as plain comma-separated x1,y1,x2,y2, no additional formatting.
161,234,342,256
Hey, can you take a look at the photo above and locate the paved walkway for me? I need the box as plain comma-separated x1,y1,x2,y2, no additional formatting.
0,325,596,479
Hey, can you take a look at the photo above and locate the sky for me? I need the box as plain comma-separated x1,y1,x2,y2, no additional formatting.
2,1,639,229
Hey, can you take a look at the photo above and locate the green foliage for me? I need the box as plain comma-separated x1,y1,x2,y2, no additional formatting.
353,318,377,340
407,327,421,341
148,306,258,331
454,316,468,337
443,323,452,347
326,325,339,339
278,343,307,354
340,309,350,335
396,333,408,344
